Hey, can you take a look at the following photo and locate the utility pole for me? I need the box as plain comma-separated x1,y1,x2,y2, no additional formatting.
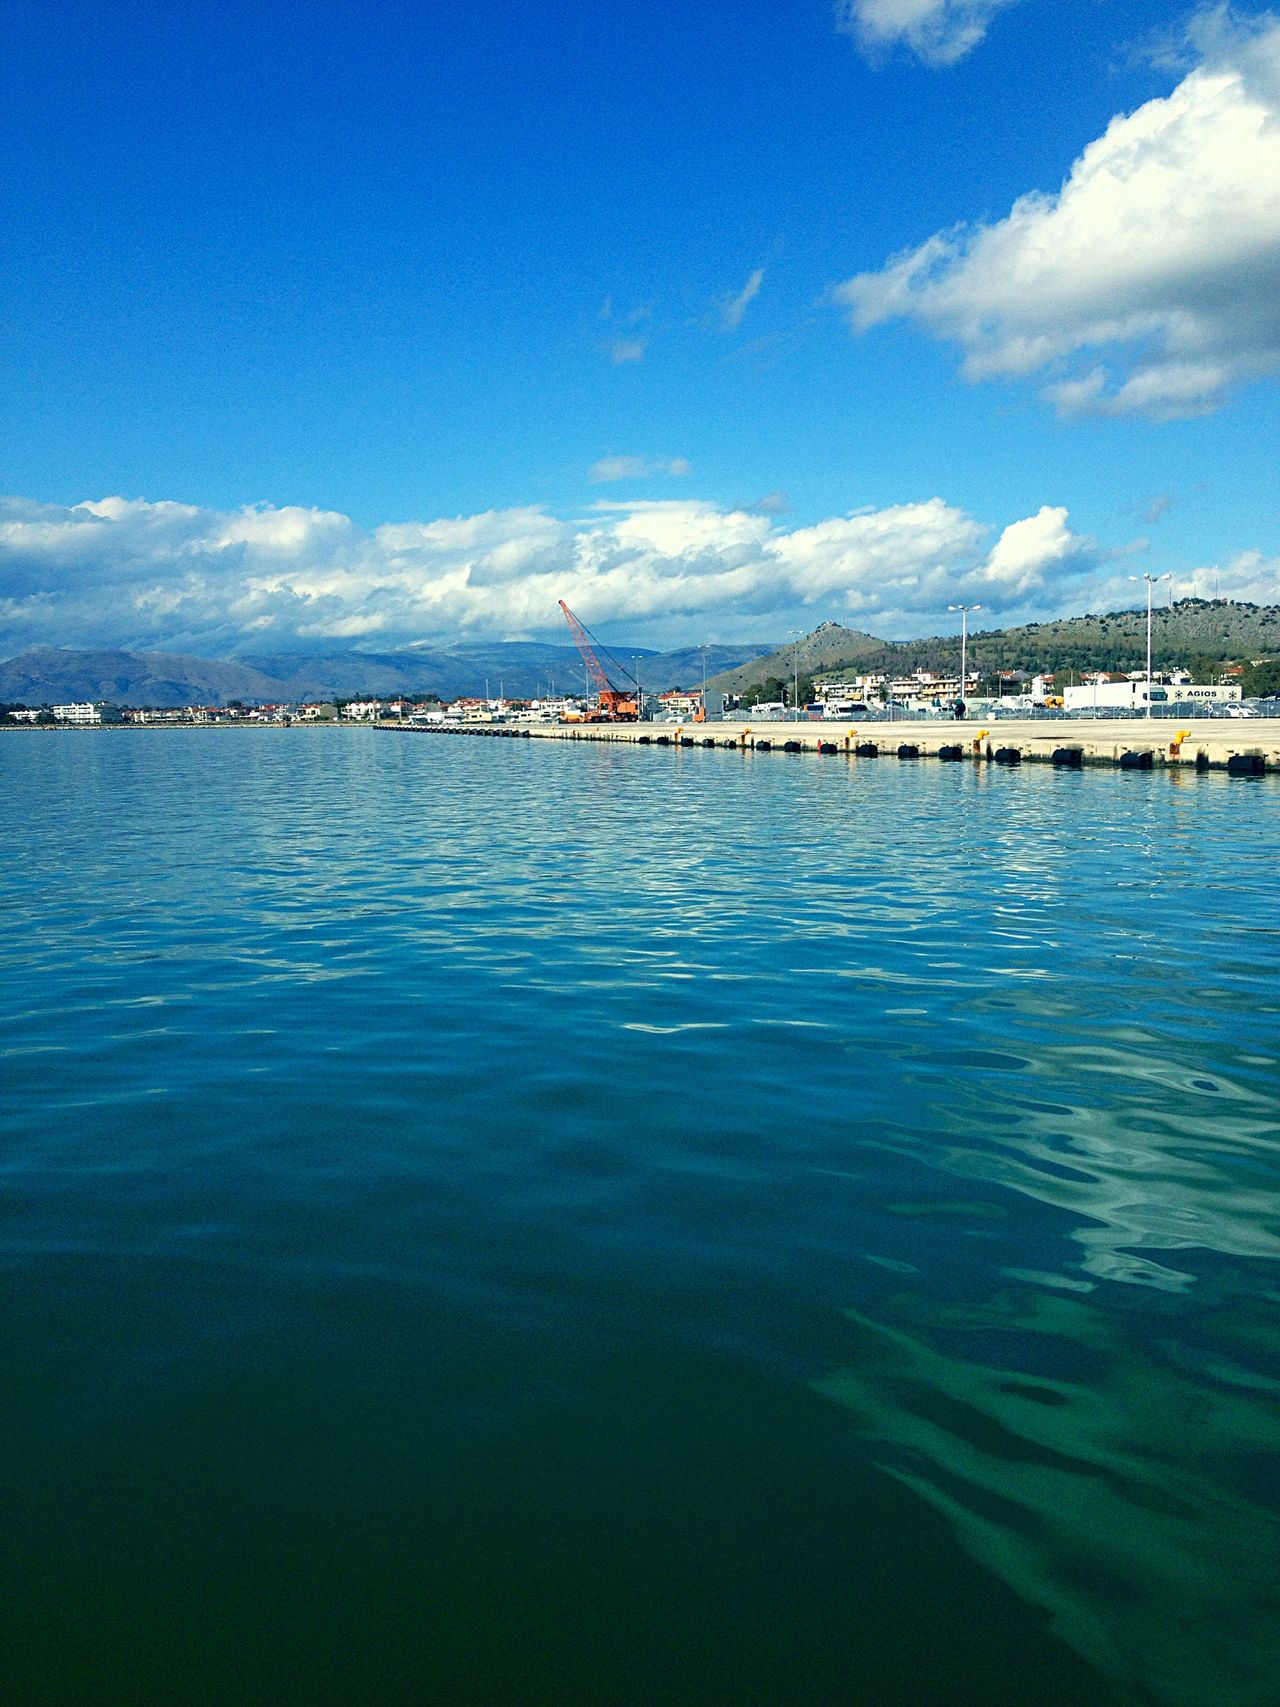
789,630,801,718
948,604,982,712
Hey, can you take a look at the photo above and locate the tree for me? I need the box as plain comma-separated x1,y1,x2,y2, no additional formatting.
1241,657,1280,697
745,676,787,707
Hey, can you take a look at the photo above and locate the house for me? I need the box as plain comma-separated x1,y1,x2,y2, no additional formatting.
657,690,703,719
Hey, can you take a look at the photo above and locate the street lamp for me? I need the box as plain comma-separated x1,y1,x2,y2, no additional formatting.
948,604,982,714
631,655,643,719
1129,573,1172,715
700,641,710,717
789,629,801,719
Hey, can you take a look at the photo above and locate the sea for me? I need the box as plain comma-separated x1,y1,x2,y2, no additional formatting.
3,727,1278,1707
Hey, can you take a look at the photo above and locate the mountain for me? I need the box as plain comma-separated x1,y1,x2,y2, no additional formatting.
0,640,777,708
707,621,886,695
10,601,1273,709
708,600,1280,695
0,648,285,708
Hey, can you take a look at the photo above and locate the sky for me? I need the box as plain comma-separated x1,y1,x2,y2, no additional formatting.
2,0,1278,655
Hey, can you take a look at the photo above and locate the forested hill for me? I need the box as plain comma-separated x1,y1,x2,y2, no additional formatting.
708,600,1280,696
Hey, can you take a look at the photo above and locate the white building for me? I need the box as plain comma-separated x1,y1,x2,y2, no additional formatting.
656,690,704,719
816,670,976,709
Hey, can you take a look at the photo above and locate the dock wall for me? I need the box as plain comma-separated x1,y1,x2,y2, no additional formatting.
391,717,1279,774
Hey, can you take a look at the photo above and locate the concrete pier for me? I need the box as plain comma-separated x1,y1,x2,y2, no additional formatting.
392,716,1279,773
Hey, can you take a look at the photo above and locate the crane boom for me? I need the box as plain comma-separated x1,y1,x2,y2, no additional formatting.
557,599,639,721
559,600,615,697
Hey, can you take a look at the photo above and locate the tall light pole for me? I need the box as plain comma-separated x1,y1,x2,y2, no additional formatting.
789,629,801,719
948,604,982,713
1130,573,1171,715
700,642,710,717
632,655,642,719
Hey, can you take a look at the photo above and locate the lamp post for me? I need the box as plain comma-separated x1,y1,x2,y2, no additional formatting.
789,629,801,720
632,655,642,719
700,642,710,718
1130,573,1172,714
948,604,982,714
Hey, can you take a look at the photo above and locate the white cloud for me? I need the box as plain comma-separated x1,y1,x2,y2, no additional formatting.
835,13,1280,419
720,268,765,331
835,0,1017,65
1085,548,1279,611
588,456,693,483
0,491,1106,654
609,338,646,364
1203,549,1280,603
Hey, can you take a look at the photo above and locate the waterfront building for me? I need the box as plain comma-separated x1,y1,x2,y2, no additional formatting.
656,690,704,719
51,702,124,724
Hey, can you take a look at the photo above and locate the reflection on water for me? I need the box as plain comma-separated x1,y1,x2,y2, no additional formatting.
868,1030,1280,1291
816,1287,1280,1707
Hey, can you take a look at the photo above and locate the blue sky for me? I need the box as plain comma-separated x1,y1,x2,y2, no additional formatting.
2,0,1278,653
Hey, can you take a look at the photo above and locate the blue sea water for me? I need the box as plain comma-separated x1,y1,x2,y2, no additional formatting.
2,727,1279,1706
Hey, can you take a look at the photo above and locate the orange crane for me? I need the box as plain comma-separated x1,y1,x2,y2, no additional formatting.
558,600,640,721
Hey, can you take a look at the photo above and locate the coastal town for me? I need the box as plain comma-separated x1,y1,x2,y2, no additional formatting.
0,663,1260,729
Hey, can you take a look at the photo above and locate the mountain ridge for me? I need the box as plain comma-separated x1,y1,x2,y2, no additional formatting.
0,641,777,708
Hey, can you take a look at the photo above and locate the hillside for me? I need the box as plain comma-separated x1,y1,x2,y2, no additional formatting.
708,600,1280,697
707,621,886,695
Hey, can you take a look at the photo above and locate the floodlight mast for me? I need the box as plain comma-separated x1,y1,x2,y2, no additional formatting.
1129,573,1171,715
948,603,982,708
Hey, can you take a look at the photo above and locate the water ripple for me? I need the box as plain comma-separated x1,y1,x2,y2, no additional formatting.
3,729,1279,1706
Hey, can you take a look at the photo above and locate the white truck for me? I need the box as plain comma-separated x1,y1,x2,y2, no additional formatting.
1063,680,1242,711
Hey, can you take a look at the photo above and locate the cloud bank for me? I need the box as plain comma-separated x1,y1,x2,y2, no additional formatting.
836,12,1280,419
0,492,1116,655
836,0,1018,65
